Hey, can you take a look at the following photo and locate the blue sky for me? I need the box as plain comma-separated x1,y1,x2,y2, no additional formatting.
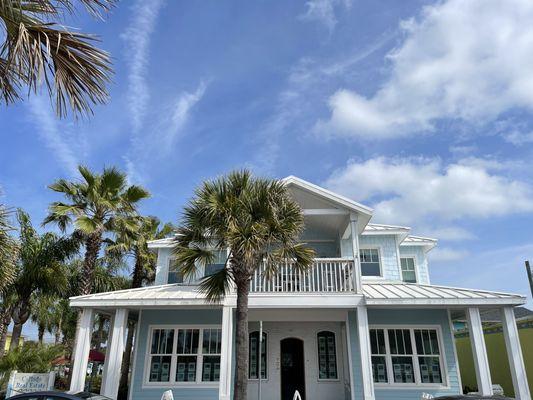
1,0,533,339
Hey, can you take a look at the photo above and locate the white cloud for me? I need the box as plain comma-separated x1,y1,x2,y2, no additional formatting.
299,0,352,32
422,226,475,241
27,96,81,176
325,157,533,225
429,247,469,262
504,130,533,146
164,81,208,147
122,0,165,134
317,0,533,139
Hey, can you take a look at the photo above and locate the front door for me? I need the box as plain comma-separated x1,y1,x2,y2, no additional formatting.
280,338,306,400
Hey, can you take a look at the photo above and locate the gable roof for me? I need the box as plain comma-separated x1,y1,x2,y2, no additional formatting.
282,175,372,230
400,235,438,252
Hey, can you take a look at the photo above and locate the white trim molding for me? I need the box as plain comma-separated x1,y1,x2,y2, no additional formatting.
466,307,493,396
70,308,94,393
500,307,531,400
357,306,376,400
219,306,233,400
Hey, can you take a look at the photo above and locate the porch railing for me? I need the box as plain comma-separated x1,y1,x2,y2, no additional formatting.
250,258,356,293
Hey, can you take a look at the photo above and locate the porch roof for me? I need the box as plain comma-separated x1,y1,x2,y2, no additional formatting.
362,282,525,306
69,281,526,308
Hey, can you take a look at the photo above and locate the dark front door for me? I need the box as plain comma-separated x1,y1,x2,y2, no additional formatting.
280,338,306,400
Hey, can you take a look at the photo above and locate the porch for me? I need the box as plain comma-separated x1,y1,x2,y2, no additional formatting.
68,282,530,400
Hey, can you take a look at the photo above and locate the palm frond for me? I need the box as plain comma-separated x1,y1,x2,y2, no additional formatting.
198,266,233,303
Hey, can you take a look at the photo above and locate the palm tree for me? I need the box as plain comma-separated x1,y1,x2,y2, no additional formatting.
107,216,174,390
174,170,315,400
44,165,150,299
0,205,18,353
30,294,59,344
0,0,114,117
9,209,78,351
0,205,17,292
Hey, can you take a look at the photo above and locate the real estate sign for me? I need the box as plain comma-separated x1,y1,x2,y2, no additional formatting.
6,371,55,398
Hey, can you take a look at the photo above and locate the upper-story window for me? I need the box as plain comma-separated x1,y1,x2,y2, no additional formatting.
360,248,381,277
205,249,227,276
168,259,184,284
400,257,417,283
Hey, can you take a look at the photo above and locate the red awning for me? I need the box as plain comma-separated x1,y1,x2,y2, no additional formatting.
89,349,105,362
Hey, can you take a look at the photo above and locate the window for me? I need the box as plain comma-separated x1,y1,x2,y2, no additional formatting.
148,329,174,382
146,326,222,385
205,249,227,277
360,248,381,276
400,257,417,283
317,331,338,379
369,327,445,386
168,259,184,284
249,331,267,379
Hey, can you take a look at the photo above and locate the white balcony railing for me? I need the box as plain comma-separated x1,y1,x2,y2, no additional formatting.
250,258,356,293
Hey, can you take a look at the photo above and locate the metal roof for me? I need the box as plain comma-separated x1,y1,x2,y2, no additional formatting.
70,282,525,308
362,282,525,306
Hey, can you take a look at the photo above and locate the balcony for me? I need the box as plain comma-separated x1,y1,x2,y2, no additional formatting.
250,258,356,293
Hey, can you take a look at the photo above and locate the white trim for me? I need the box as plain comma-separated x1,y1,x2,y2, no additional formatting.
369,324,450,390
102,308,129,399
357,306,376,400
219,306,233,400
345,313,356,400
500,307,531,400
142,324,222,389
70,308,94,393
447,309,463,394
128,310,143,400
466,307,493,396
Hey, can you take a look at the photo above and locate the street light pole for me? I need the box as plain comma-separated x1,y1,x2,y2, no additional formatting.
526,260,533,299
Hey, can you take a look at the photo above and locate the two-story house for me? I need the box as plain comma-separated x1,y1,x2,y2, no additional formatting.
68,176,530,400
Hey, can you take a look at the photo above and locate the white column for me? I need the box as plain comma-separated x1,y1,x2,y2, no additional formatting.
219,306,233,400
350,212,362,293
501,307,531,400
357,306,375,400
70,308,94,393
466,307,493,395
101,308,129,400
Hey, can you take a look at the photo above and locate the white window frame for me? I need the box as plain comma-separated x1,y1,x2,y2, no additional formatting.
369,324,449,389
399,256,418,283
143,324,222,388
359,246,383,278
316,330,340,382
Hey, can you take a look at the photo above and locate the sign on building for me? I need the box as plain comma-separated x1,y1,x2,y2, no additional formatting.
6,371,56,398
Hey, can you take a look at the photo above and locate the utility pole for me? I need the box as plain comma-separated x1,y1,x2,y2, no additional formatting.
526,260,533,299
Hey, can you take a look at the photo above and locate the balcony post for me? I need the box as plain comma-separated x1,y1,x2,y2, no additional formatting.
349,212,362,293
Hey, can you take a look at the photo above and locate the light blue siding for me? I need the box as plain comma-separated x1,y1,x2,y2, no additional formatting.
400,245,430,284
130,309,223,400
368,309,461,399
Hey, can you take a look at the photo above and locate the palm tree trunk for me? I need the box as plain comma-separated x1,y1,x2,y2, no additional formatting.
0,306,12,354
38,324,45,344
119,320,135,390
55,315,62,344
9,322,23,352
9,301,29,352
119,250,142,390
233,278,250,400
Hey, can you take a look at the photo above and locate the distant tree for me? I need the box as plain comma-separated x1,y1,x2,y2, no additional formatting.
44,166,149,299
174,170,315,400
9,209,78,351
0,342,64,377
0,0,114,118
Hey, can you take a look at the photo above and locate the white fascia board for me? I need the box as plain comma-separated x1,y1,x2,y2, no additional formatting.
365,297,526,306
282,176,373,231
